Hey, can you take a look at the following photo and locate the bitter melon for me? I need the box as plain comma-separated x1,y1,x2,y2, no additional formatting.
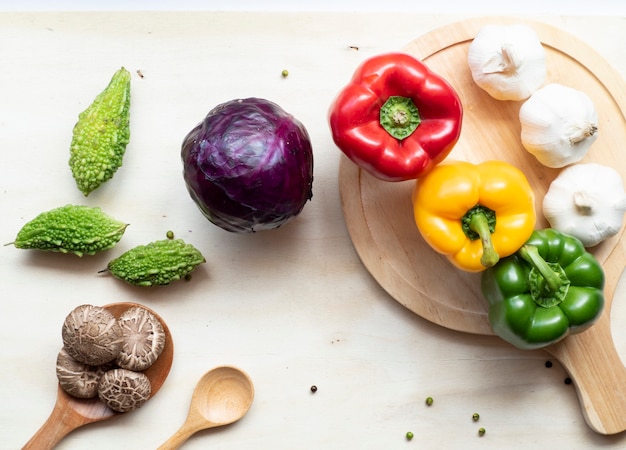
69,67,131,196
8,204,128,256
106,239,206,286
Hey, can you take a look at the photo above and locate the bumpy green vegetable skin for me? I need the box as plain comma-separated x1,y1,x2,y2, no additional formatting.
106,239,206,286
9,204,128,256
69,67,131,196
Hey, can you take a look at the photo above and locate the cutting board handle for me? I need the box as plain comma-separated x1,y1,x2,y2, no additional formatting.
548,311,626,435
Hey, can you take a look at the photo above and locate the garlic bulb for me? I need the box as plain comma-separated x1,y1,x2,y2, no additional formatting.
467,24,546,101
520,83,599,168
543,163,626,247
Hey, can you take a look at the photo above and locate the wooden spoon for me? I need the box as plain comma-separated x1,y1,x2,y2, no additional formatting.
339,17,626,434
157,366,254,450
23,302,174,450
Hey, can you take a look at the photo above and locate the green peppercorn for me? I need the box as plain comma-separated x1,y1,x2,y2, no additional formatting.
405,431,414,440
478,427,486,437
425,396,433,406
166,230,174,239
281,69,289,77
472,412,480,422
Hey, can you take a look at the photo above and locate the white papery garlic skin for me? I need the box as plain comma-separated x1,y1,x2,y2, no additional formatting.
543,163,626,247
467,24,546,101
520,83,599,168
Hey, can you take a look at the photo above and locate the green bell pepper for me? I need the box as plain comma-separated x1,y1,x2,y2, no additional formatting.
481,228,605,350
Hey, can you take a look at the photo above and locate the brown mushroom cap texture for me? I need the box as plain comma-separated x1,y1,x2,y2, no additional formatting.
56,347,105,399
98,368,152,412
116,306,166,371
61,304,123,366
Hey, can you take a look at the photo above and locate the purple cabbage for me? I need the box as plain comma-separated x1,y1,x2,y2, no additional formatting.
181,98,314,233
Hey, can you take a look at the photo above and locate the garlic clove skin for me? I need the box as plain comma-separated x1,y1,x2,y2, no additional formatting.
543,163,626,247
520,83,599,168
467,24,546,101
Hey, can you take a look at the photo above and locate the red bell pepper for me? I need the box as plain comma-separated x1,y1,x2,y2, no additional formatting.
329,52,463,181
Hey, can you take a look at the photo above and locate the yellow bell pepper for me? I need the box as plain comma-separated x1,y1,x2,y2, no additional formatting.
412,160,536,272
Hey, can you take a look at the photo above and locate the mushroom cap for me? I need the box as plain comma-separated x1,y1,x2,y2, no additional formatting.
116,306,166,371
98,368,152,412
56,347,107,399
61,304,122,366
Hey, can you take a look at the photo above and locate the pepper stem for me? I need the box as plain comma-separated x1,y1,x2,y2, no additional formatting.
462,205,498,268
469,212,499,268
518,244,570,308
518,245,560,291
379,96,421,140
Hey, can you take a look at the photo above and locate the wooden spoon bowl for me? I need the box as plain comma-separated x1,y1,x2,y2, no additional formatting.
158,365,254,450
23,302,174,449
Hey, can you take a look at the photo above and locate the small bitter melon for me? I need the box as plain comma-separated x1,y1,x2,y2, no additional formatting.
106,239,206,286
69,67,131,196
8,204,129,256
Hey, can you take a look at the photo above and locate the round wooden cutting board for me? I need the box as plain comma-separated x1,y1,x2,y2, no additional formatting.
339,17,626,335
338,17,626,434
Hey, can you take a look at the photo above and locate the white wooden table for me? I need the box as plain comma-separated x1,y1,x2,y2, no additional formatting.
1,10,625,450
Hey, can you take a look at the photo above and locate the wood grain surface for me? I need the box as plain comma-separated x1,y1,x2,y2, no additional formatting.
2,12,626,450
339,17,626,434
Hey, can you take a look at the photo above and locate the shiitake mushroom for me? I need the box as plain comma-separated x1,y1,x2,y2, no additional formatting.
97,368,152,413
61,304,122,366
57,304,166,412
116,306,165,371
55,347,109,399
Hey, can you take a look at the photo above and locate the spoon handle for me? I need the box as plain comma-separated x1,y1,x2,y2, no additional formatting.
157,421,202,450
22,400,81,450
